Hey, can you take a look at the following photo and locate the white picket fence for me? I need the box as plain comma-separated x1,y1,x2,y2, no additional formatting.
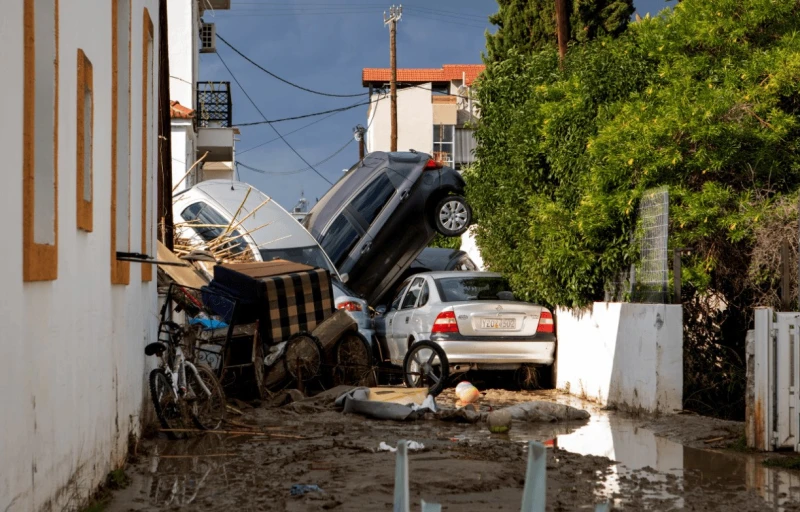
752,309,800,451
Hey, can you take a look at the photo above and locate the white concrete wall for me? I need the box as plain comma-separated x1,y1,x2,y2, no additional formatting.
367,85,433,154
171,122,195,191
168,0,197,109
556,302,683,414
0,1,159,510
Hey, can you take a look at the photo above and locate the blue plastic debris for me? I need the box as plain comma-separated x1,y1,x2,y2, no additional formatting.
290,484,324,496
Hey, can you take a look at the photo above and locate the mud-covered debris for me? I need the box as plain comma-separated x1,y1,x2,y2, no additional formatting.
502,401,590,423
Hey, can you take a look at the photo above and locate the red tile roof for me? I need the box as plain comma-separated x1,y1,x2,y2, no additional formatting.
362,64,485,87
170,100,194,119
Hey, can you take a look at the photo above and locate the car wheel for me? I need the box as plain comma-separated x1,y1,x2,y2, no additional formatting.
434,195,471,237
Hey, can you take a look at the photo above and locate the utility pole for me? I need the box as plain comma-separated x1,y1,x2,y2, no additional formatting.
385,5,402,152
353,124,366,160
555,0,569,67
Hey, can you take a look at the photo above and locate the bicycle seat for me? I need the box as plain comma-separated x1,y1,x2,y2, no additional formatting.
145,342,168,356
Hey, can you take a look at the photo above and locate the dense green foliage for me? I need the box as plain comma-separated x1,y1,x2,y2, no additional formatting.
429,233,462,251
470,0,800,309
485,0,634,63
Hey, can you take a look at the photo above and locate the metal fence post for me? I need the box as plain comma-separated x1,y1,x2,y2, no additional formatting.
393,440,410,512
520,441,547,512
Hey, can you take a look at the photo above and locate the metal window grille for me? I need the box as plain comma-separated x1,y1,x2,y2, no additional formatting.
632,186,669,303
200,22,216,53
196,81,231,128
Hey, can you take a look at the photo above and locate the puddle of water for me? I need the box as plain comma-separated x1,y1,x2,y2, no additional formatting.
515,412,800,511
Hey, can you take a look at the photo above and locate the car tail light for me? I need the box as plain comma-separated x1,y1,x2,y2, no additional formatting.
337,301,363,312
432,310,459,333
425,158,443,170
537,310,554,334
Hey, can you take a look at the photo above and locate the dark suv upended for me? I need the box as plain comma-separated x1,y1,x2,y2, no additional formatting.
303,151,471,305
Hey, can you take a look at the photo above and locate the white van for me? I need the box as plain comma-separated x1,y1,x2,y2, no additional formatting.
172,180,374,341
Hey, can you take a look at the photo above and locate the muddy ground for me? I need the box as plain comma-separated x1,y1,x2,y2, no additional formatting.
107,388,800,511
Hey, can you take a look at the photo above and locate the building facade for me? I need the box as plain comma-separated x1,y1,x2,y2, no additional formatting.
362,64,484,169
0,1,167,510
168,0,237,193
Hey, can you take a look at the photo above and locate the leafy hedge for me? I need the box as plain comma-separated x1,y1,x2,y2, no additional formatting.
468,0,800,309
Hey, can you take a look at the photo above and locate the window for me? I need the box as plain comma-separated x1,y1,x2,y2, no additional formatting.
141,9,154,281
260,246,334,275
111,0,132,284
350,172,394,226
418,282,430,307
23,0,59,281
401,278,425,310
435,277,515,303
433,124,454,167
431,83,449,96
320,215,361,268
390,280,411,311
76,50,93,232
181,202,249,256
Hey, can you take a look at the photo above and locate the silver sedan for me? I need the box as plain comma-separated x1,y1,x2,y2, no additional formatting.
374,271,556,377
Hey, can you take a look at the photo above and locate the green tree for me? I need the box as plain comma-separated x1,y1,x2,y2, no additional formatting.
469,0,800,418
485,0,635,63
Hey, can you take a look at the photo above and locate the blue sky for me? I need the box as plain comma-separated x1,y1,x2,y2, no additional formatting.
201,0,676,210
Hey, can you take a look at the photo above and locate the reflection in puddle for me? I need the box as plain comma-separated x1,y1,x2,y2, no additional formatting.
517,413,800,511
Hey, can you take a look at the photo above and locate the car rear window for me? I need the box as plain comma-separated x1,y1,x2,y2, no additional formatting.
181,202,249,255
351,172,395,225
435,277,515,302
320,215,361,267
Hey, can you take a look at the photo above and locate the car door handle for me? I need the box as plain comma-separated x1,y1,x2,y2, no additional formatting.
405,317,409,324
360,241,372,254
399,189,410,202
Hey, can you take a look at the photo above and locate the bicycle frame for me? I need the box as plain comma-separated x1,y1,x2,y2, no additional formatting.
158,345,212,401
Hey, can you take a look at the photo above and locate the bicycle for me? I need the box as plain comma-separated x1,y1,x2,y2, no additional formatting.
145,317,227,439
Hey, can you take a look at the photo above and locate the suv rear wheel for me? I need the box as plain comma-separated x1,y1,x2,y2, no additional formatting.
433,195,471,237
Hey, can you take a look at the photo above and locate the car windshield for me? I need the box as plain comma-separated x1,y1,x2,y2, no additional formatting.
436,276,515,302
260,246,337,276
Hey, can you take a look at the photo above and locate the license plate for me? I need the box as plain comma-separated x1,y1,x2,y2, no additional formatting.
480,318,516,330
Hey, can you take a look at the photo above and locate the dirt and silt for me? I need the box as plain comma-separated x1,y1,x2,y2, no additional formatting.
106,388,800,511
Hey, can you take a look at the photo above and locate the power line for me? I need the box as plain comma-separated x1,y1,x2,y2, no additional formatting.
403,6,489,23
402,12,489,30
215,51,334,186
238,137,355,175
238,91,388,155
235,99,372,126
216,33,369,98
237,110,342,155
217,10,380,17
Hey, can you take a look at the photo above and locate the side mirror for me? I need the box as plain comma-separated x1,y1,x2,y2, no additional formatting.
340,273,350,284
375,305,387,316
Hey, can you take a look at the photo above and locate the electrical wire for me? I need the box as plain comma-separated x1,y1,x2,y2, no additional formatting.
217,32,364,98
235,100,372,126
402,12,490,30
402,5,489,23
238,91,383,175
237,110,342,155
216,51,334,185
238,137,355,175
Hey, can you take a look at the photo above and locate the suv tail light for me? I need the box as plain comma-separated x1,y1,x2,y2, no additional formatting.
432,310,459,333
425,158,443,170
537,310,554,334
337,301,363,312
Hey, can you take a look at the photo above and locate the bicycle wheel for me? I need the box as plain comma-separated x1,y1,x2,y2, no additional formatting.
332,332,376,387
186,363,227,431
403,340,450,396
149,368,188,440
284,334,323,383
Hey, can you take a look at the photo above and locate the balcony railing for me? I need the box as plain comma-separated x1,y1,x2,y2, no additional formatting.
197,81,232,128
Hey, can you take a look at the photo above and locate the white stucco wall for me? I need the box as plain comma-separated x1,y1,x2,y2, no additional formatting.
0,1,159,510
168,0,198,108
367,85,433,154
171,122,196,191
555,303,683,414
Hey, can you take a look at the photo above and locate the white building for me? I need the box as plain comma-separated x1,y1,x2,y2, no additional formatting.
168,0,237,192
362,64,484,169
0,1,171,510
